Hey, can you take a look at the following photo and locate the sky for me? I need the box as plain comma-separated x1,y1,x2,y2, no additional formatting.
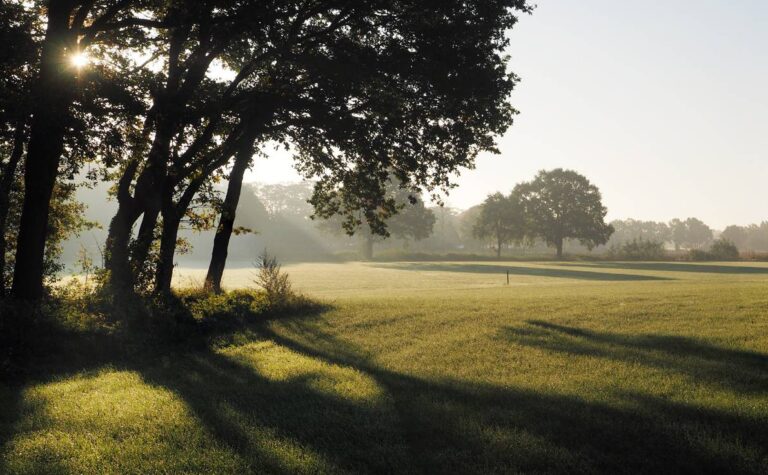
244,0,768,229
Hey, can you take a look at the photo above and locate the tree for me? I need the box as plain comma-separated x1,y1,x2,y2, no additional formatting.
472,192,525,258
10,0,154,300
669,218,713,250
607,219,670,248
96,0,532,295
514,169,613,259
721,225,749,251
5,0,531,299
318,179,436,260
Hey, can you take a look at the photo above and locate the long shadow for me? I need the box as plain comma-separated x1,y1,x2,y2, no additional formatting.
373,263,671,281
4,311,768,473
554,262,768,275
138,347,413,474
502,321,768,395
254,320,768,474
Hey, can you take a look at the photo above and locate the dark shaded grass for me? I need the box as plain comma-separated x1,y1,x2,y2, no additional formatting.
254,320,768,474
555,262,768,275
2,297,767,473
503,321,768,395
373,263,671,281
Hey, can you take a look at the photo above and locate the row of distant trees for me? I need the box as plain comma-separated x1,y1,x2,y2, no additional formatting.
59,174,767,264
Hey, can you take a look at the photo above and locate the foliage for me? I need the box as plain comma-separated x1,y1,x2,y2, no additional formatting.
473,192,525,257
253,251,293,306
670,217,713,250
721,223,768,252
607,219,670,248
610,239,666,260
686,238,740,261
514,169,614,258
2,178,96,293
709,238,740,260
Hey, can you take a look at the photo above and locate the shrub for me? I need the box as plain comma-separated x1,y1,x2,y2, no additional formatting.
610,239,666,260
253,250,293,305
686,249,711,261
709,238,740,260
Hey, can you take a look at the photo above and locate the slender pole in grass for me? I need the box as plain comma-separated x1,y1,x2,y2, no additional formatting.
506,269,510,285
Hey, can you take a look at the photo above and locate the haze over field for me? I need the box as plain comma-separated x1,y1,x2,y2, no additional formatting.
246,1,768,229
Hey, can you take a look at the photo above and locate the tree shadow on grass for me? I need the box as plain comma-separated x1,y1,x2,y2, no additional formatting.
372,263,671,281
252,319,768,474
502,321,768,395
137,346,413,474
554,262,768,275
3,311,768,473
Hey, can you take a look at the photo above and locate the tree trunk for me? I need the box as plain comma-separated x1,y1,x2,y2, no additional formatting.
361,235,374,260
129,208,159,272
105,113,175,292
555,237,564,259
496,236,502,258
0,124,26,296
105,199,143,292
204,141,253,293
11,3,77,300
154,210,180,295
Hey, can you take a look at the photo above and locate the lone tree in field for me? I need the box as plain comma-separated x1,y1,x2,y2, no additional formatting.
515,169,613,259
473,192,525,258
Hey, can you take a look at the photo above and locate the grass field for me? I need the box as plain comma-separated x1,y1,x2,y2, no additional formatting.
3,261,768,473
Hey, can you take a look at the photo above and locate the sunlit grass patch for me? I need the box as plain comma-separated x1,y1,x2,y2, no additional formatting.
3,261,768,473
1,369,243,475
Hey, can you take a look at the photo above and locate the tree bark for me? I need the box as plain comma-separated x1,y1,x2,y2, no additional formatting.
204,141,254,293
105,112,175,292
154,210,180,295
0,124,26,296
555,237,564,259
11,3,77,300
129,208,159,272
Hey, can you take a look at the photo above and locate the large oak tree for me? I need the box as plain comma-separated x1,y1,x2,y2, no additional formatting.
514,169,613,259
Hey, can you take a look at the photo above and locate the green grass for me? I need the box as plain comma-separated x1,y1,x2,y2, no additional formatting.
3,261,768,473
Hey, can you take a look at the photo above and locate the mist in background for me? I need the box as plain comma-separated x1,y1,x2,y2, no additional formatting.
64,1,768,267
244,1,768,229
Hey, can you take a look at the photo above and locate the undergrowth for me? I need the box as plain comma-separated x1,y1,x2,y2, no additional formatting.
0,280,324,381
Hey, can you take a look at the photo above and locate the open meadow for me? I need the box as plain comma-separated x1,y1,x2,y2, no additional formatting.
2,261,768,474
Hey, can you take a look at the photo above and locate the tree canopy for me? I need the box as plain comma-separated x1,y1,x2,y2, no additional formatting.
473,192,525,257
0,0,532,299
514,169,613,258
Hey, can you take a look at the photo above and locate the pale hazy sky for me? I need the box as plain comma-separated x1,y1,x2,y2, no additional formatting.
245,0,768,229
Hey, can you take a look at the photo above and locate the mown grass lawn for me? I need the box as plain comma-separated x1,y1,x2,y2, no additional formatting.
2,261,768,474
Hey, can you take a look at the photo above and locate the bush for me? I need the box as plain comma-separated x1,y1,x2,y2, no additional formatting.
686,249,711,261
709,238,740,260
610,239,666,260
685,239,741,261
253,251,293,305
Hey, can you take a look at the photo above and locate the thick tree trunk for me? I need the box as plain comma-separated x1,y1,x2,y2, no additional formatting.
0,125,26,296
555,237,564,259
204,142,253,293
105,200,143,292
105,115,174,292
129,208,159,271
11,3,77,300
154,211,180,295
